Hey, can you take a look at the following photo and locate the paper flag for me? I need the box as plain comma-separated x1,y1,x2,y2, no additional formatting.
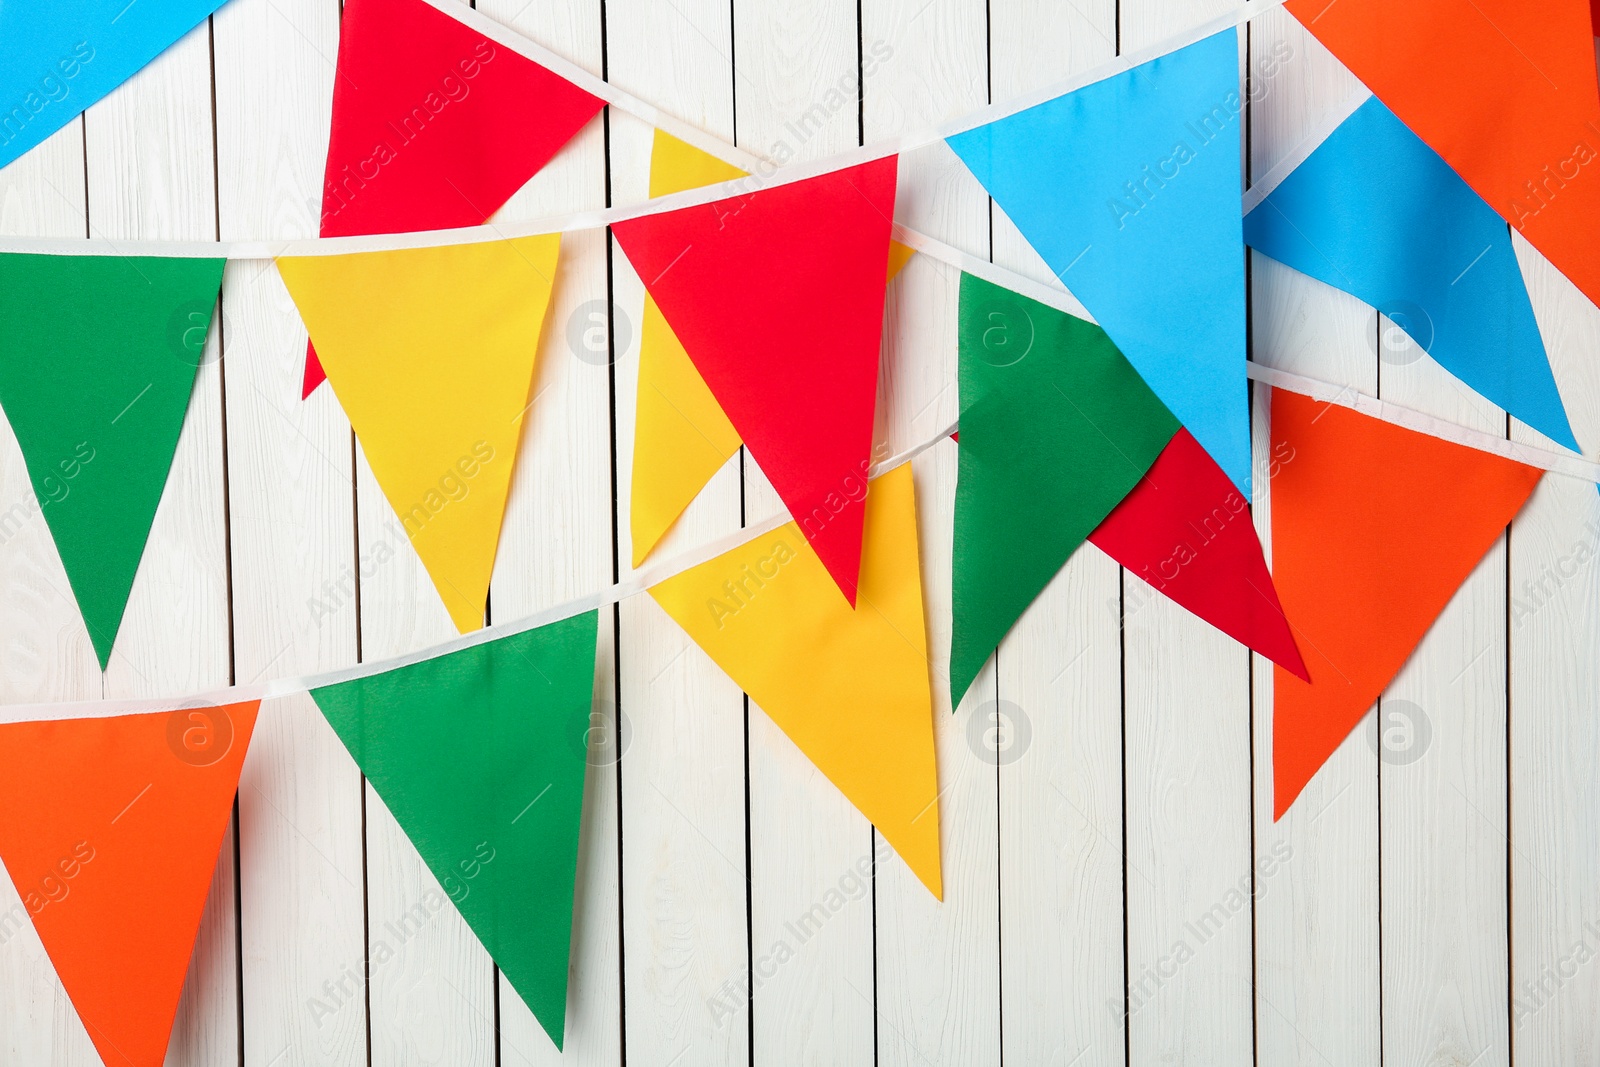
0,253,224,668
950,272,1180,705
311,612,598,1049
630,134,918,566
0,701,259,1067
1286,0,1600,309
1246,97,1578,451
277,236,560,632
0,1,226,173
613,157,899,603
1269,389,1542,817
301,0,604,397
649,464,943,898
1088,428,1307,678
947,30,1250,497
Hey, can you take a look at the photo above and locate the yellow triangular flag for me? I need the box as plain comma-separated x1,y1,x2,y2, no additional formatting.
885,238,915,283
630,132,748,566
277,235,561,631
649,464,942,898
629,131,915,566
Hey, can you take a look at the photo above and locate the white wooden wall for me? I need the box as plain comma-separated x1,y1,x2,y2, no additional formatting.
1,1,1598,1064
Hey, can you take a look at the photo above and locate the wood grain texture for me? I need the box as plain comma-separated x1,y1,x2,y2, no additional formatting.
213,2,369,1066
0,105,102,1067
1510,236,1600,1067
862,0,999,1064
1246,11,1381,1067
0,2,1598,1065
986,1,1127,1064
482,0,620,1060
85,21,240,1067
730,0,878,1062
1118,2,1254,1063
606,0,751,1062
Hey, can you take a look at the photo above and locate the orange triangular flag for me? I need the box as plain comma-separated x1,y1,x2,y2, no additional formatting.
1286,0,1600,307
0,701,260,1067
1270,390,1540,817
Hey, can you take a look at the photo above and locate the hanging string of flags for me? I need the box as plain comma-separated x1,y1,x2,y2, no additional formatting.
1,0,1598,1060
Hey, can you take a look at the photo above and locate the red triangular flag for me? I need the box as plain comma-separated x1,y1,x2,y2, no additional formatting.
1286,0,1600,309
302,0,605,396
612,158,899,603
1269,390,1542,818
1088,428,1308,679
0,702,260,1067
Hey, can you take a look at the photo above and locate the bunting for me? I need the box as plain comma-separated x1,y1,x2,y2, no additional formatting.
1269,388,1542,817
649,464,943,898
1246,97,1579,450
0,2,227,173
947,30,1251,497
1089,428,1307,679
310,612,599,1049
277,235,561,633
0,701,260,1067
302,0,604,397
950,272,1179,706
629,132,750,566
0,253,225,668
613,158,899,603
629,132,917,566
1286,0,1600,309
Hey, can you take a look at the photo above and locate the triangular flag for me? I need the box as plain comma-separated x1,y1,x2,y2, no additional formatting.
301,0,604,397
0,253,224,668
950,272,1180,706
630,133,918,566
630,132,749,566
649,464,942,897
0,2,227,173
1270,389,1542,817
277,236,561,632
0,701,260,1067
311,613,598,1049
947,30,1250,497
612,157,899,603
1246,97,1579,450
1285,0,1600,309
1088,428,1307,679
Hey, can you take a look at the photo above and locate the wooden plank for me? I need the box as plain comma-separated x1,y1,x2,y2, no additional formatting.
0,101,101,1067
1509,239,1600,1065
861,0,998,1063
475,2,619,1063
985,1,1126,1063
351,5,494,1057
728,0,876,1062
605,0,751,1062
1375,239,1511,1066
212,1,370,1064
1116,2,1252,1062
355,457,495,1063
1245,11,1381,1066
83,21,239,1067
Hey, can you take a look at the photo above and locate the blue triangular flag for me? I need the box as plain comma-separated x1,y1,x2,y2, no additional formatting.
947,30,1250,497
1244,97,1578,451
0,1,230,173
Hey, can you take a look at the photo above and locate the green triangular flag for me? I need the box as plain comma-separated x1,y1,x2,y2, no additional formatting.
310,611,599,1050
0,252,225,668
951,272,1180,704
